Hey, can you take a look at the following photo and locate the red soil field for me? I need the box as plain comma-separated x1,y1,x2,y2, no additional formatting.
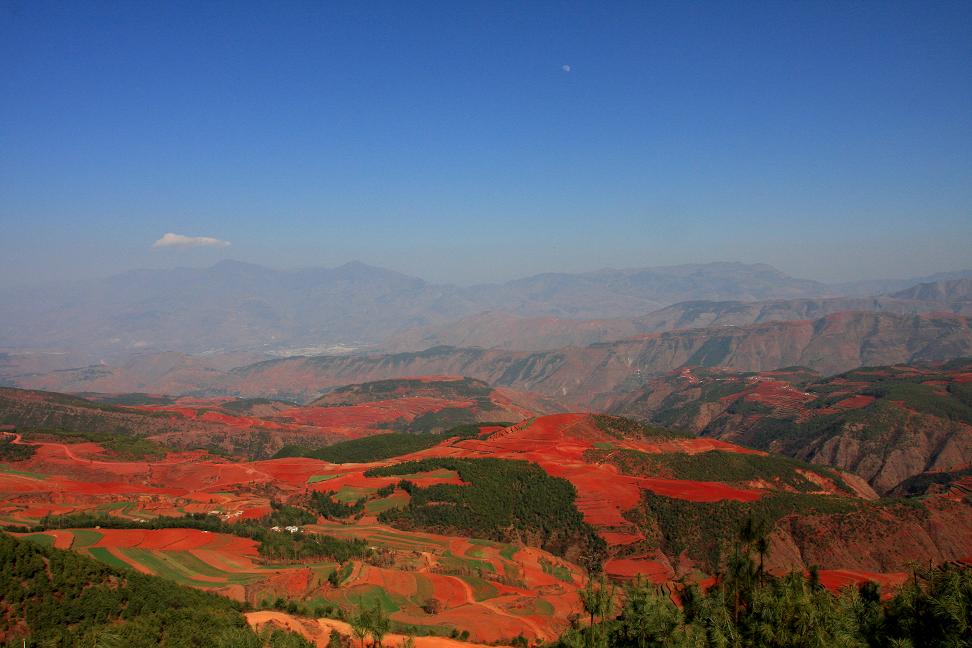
0,473,56,494
604,558,671,582
4,412,805,551
598,531,645,545
474,425,506,436
278,397,475,428
15,504,76,518
132,404,300,432
635,437,765,456
247,612,504,648
835,395,876,409
307,521,584,641
241,506,273,519
0,470,186,498
816,569,908,596
257,569,317,598
730,379,815,410
6,406,962,644
11,412,770,535
92,528,260,554
40,529,76,550
10,410,929,641
126,386,506,441
411,414,766,530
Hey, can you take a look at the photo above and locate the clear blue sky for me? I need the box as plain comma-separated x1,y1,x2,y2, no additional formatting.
1,0,970,286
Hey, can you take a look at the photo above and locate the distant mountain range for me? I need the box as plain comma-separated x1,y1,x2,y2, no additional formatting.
3,259,971,357
386,278,972,352
5,311,971,408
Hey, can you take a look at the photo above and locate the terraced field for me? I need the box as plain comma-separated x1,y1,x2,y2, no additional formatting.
18,528,333,598
3,410,969,643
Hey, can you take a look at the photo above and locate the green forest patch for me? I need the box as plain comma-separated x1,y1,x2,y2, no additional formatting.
393,468,460,481
365,457,606,572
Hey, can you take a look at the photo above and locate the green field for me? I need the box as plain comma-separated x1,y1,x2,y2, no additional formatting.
70,529,104,548
499,544,519,561
21,533,55,548
308,473,345,484
517,598,555,616
0,464,48,479
539,557,573,583
85,546,133,571
313,523,449,552
440,550,495,574
410,574,436,608
332,485,375,503
364,492,409,514
332,584,404,613
459,575,499,601
121,548,266,587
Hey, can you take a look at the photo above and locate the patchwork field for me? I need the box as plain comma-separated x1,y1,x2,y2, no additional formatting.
13,519,583,641
3,404,970,643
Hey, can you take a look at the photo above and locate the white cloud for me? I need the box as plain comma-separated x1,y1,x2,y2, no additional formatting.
151,232,231,248
561,64,571,73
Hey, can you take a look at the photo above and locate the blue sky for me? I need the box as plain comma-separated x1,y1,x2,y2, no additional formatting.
1,0,970,286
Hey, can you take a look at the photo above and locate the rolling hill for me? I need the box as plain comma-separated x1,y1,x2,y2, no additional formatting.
0,377,558,459
609,359,972,494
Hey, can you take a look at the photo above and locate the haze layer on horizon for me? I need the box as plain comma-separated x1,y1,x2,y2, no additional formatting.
1,1,970,287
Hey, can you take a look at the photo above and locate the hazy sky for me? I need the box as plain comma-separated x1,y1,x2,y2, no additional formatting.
1,1,970,287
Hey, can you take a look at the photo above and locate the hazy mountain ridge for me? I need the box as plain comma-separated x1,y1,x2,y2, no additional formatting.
889,277,972,301
7,312,971,408
4,259,968,356
387,279,972,352
0,260,474,356
829,271,972,297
